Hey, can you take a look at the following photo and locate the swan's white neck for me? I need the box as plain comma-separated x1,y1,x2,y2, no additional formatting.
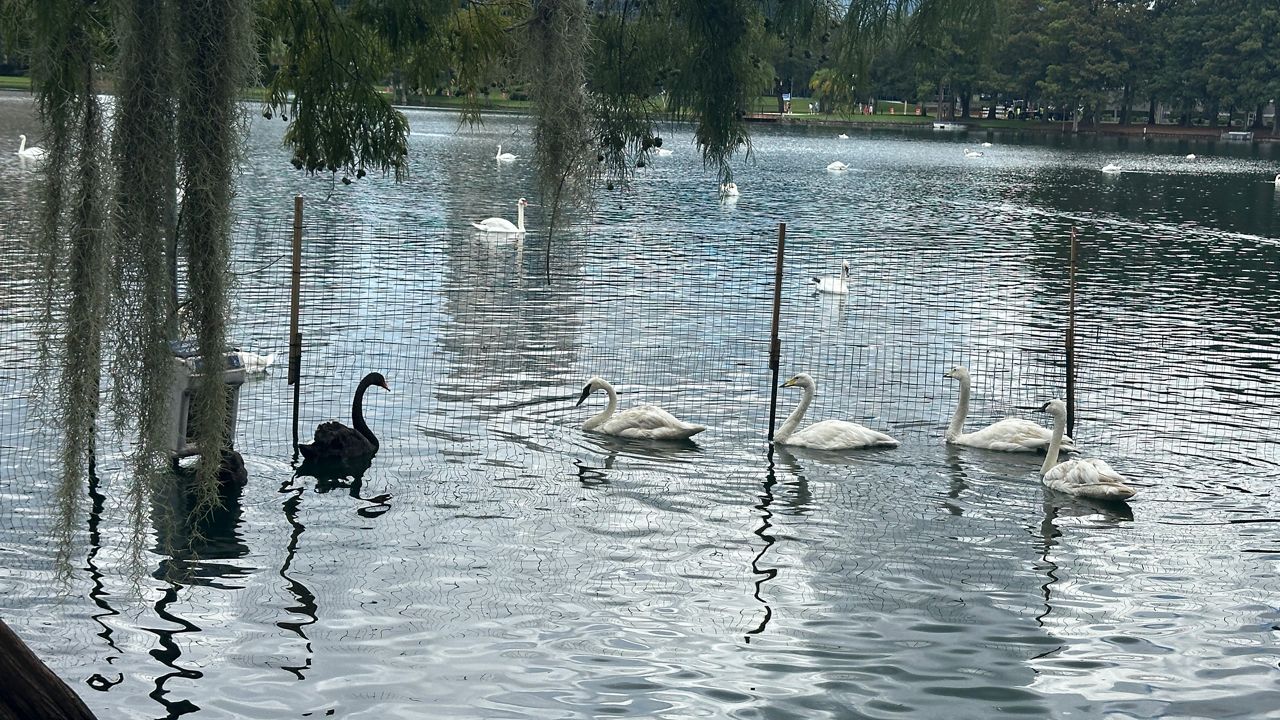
1041,409,1066,475
516,202,525,232
774,382,814,443
946,375,970,441
583,380,617,430
18,135,26,154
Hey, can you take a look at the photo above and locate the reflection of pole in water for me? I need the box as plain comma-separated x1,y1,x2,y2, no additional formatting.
276,479,318,680
1035,499,1063,628
146,584,204,717
745,449,780,640
84,468,125,691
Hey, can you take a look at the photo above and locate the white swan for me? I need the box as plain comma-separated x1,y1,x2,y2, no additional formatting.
576,376,706,440
471,198,527,234
495,144,516,162
811,259,849,295
1038,399,1136,501
944,366,1072,452
16,134,45,160
774,373,898,450
234,350,277,373
981,142,993,147
655,148,673,156
1185,153,1196,160
1101,162,1122,174
720,182,739,197
837,133,849,140
1273,173,1279,186
826,161,849,172
963,148,984,158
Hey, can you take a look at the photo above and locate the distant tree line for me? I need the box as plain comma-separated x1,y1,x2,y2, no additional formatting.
803,0,1280,131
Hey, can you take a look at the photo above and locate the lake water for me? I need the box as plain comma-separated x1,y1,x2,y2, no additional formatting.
2,92,1280,719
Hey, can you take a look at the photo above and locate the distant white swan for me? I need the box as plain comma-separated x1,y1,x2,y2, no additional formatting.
944,366,1072,452
826,161,849,172
838,133,849,140
720,182,739,197
234,350,277,373
576,376,706,440
774,373,898,450
1038,399,1136,501
495,145,516,162
963,148,984,158
1274,173,1279,186
471,198,527,234
1101,162,1121,174
811,259,850,295
16,134,45,159
1185,153,1196,160
655,148,673,156
981,142,993,147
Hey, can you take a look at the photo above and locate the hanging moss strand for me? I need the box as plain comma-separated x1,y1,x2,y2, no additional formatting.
175,0,253,505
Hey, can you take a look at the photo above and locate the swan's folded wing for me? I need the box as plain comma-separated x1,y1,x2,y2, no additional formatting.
1044,458,1134,500
791,419,898,450
602,404,705,438
959,417,1067,452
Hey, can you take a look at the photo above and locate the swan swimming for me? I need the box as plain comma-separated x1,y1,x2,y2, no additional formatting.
16,134,45,160
774,373,898,450
234,350,277,373
981,142,993,147
655,148,673,156
576,376,706,440
495,145,516,162
1101,162,1122,174
471,198,527,234
811,259,850,295
1038,399,1136,501
1273,173,1279,186
1185,153,1196,160
838,133,849,139
826,161,849,172
944,366,1072,452
963,148,984,158
720,182,739,197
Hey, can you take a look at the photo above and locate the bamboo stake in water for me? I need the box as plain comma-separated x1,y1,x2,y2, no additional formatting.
289,195,303,449
767,223,787,441
1066,226,1078,438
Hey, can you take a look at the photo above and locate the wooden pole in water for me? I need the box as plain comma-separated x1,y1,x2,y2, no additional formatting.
289,195,303,449
767,223,787,441
0,619,98,720
1066,226,1078,438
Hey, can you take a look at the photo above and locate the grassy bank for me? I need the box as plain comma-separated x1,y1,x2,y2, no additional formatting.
0,76,32,92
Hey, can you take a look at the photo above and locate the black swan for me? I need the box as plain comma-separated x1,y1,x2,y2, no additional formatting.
298,372,390,463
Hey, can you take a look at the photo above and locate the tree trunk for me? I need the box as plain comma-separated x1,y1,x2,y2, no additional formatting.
936,80,943,119
1251,102,1265,129
0,620,99,720
1119,84,1132,125
959,89,971,119
1071,96,1081,133
987,92,998,120
1146,96,1157,125
1207,101,1220,128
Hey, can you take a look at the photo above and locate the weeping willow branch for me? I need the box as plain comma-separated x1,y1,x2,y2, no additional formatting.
262,0,409,180
175,0,254,505
526,0,595,236
670,0,755,185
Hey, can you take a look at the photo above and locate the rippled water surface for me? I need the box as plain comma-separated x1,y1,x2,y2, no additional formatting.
2,93,1280,719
